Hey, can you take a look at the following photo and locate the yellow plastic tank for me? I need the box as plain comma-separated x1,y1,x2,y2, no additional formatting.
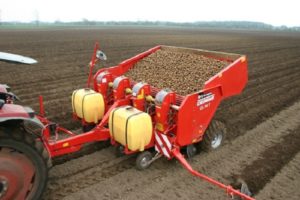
72,88,105,123
109,106,152,151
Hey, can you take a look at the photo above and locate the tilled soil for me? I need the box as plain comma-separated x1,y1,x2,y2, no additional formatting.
236,125,300,195
0,27,300,200
63,99,300,200
125,48,229,95
256,152,300,200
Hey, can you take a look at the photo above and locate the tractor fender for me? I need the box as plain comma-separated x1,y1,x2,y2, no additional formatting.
0,103,35,119
0,103,45,136
0,116,44,128
0,84,10,93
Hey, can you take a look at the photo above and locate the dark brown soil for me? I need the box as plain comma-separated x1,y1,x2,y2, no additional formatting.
125,48,229,95
231,125,300,195
256,153,300,200
61,100,300,200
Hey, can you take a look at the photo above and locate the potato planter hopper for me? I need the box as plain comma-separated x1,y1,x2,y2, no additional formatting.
0,43,253,200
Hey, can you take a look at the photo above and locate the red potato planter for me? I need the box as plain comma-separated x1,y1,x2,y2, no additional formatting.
0,43,253,200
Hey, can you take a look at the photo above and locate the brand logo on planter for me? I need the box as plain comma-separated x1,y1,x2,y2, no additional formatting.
197,92,214,107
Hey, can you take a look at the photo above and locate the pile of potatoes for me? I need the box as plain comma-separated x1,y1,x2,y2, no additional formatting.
125,48,229,95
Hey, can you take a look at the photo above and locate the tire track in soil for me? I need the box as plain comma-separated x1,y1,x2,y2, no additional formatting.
247,61,300,91
223,73,300,118
44,147,136,200
248,55,300,80
11,74,87,91
4,67,86,84
219,77,300,139
230,125,300,196
62,100,300,200
221,66,300,110
256,152,300,200
16,78,86,100
20,85,83,104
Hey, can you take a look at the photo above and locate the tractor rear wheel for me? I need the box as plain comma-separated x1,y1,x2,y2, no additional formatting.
0,127,49,200
201,120,227,151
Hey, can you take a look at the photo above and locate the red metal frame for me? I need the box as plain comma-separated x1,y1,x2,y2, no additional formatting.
37,97,130,157
87,42,99,88
0,104,31,119
39,95,45,117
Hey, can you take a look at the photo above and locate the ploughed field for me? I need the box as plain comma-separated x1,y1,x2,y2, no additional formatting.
0,27,300,200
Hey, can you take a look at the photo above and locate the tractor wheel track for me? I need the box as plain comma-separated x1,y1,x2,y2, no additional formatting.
222,70,300,114
44,148,135,200
221,66,300,110
231,125,300,196
255,152,300,200
219,77,300,138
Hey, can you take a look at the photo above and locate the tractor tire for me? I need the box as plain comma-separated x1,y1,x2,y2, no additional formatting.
0,127,50,200
201,120,227,151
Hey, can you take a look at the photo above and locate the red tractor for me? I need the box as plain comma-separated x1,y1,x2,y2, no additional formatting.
0,43,253,200
0,84,50,200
